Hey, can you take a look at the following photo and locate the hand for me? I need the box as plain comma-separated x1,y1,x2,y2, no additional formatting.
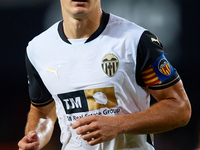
18,131,39,150
72,115,121,146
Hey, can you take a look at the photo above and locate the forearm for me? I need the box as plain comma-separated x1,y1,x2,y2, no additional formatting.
118,97,191,134
25,104,56,149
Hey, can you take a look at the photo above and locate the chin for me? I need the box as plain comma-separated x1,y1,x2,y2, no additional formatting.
72,8,88,16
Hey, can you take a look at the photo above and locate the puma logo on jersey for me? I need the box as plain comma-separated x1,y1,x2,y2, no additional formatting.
151,36,161,46
46,65,60,78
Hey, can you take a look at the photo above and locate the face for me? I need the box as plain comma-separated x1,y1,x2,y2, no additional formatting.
60,0,101,19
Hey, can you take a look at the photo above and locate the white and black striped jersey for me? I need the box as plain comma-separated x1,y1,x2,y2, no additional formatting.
25,12,180,150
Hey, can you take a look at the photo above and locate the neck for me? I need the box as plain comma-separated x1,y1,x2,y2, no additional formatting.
62,9,102,39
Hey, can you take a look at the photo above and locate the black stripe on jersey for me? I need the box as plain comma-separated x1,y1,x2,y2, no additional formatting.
147,134,154,146
58,21,71,44
148,72,180,90
136,31,164,87
25,52,53,107
85,11,109,43
136,31,180,90
31,98,54,107
57,11,110,44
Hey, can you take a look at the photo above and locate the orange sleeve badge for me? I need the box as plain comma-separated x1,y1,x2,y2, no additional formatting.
141,65,162,87
141,53,177,87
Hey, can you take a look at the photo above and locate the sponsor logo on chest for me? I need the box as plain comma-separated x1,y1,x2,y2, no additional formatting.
58,87,118,114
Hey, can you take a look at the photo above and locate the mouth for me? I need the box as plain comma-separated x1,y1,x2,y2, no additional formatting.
73,0,87,2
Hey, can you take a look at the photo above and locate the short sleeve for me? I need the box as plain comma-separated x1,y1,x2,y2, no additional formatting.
136,31,180,90
25,52,53,107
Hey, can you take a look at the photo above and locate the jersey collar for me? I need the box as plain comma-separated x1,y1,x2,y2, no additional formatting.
58,11,110,44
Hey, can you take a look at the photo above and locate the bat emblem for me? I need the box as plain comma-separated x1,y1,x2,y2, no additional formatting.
101,54,119,77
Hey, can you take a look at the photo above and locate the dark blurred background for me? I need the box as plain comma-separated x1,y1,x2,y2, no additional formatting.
0,0,199,149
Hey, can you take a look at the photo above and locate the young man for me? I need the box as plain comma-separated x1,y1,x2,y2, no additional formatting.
18,0,191,150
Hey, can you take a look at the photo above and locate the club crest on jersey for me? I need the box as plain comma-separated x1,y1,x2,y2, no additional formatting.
158,58,171,76
101,54,119,77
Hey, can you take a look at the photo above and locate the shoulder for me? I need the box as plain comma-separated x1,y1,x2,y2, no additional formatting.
108,13,145,34
28,21,61,46
26,21,61,61
106,13,146,45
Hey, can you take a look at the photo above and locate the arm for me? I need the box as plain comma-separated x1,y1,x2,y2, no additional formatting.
118,80,191,134
72,80,191,145
18,101,57,150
